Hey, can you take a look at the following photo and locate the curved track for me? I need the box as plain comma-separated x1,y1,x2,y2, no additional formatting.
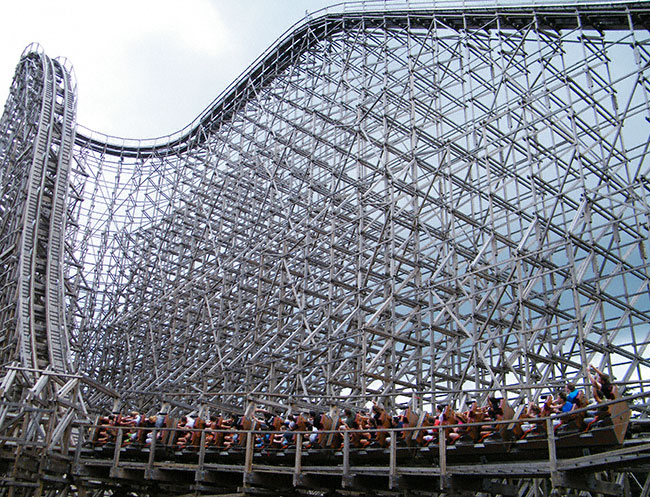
0,2,650,495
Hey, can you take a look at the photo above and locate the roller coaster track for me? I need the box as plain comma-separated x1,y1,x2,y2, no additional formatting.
1,1,650,495
75,0,650,157
0,46,74,374
65,0,650,410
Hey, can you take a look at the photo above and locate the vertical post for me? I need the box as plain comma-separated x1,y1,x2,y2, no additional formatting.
342,430,350,488
389,427,397,489
546,417,558,487
293,429,303,487
70,423,85,490
196,428,207,482
438,426,447,490
62,422,73,456
244,429,254,484
73,423,84,470
146,428,157,479
110,426,123,478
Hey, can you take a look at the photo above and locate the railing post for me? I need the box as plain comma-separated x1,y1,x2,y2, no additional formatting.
244,429,254,483
73,423,84,472
146,428,157,479
546,417,558,487
293,429,303,487
110,426,123,478
196,428,207,482
438,426,447,490
389,428,397,489
342,430,350,488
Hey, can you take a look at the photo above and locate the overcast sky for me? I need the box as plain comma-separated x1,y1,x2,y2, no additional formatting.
0,1,346,139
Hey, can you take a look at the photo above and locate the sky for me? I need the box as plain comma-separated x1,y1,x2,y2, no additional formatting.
0,0,346,139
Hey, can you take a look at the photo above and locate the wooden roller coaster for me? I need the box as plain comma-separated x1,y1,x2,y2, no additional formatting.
1,1,650,496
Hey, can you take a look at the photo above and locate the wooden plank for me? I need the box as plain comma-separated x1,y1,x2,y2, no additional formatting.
109,427,124,478
439,427,447,490
389,431,397,489
293,432,302,487
546,417,558,488
342,430,350,487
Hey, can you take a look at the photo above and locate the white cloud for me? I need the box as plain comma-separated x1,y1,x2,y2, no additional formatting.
113,0,230,57
0,0,336,138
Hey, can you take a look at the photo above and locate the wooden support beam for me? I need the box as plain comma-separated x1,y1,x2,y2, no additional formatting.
292,433,302,487
342,430,351,489
546,417,558,488
555,473,624,496
439,426,448,491
109,427,123,479
145,429,157,478
389,433,397,489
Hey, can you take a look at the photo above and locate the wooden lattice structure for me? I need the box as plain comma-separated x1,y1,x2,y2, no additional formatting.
0,1,649,496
